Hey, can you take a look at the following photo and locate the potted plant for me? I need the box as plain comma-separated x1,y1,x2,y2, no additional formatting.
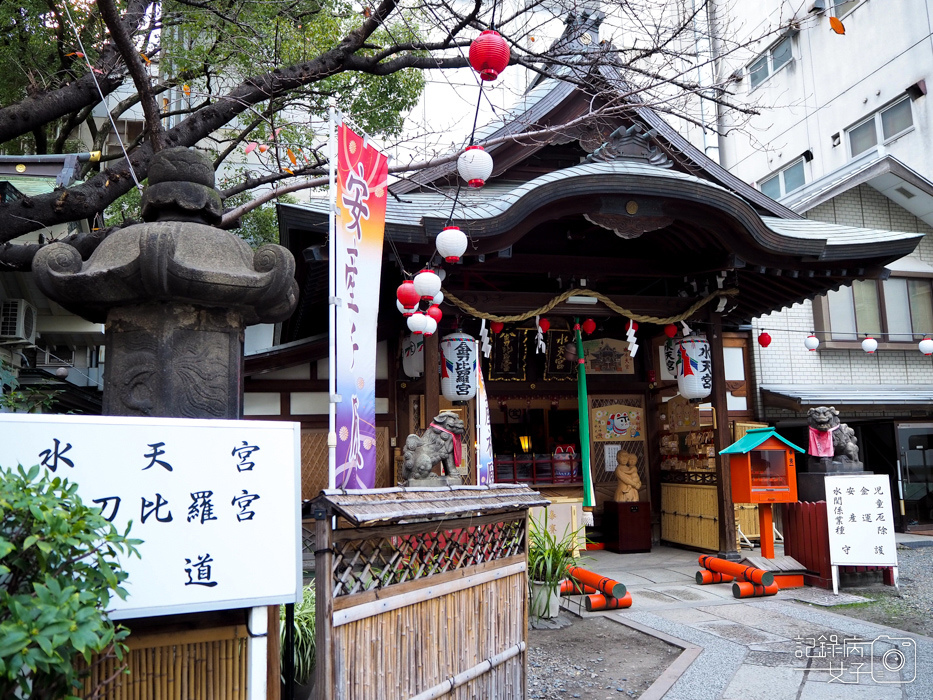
527,509,582,620
281,584,316,700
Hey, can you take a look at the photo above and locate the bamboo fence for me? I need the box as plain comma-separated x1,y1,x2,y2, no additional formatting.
80,625,249,699
312,487,547,700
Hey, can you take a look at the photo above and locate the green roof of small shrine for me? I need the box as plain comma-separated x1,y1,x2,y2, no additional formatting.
720,427,805,455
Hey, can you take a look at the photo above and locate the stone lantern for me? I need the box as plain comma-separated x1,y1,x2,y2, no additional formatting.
33,148,298,419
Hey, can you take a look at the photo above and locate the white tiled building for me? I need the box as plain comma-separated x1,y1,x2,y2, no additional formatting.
703,0,933,527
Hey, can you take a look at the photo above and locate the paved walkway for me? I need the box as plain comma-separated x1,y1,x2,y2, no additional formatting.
562,535,933,699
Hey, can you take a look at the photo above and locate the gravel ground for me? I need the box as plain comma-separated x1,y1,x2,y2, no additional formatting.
527,614,679,699
820,543,933,637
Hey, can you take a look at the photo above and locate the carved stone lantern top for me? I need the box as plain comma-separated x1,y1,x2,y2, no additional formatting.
32,147,298,325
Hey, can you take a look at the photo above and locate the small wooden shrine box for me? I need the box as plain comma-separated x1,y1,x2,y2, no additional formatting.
722,428,803,505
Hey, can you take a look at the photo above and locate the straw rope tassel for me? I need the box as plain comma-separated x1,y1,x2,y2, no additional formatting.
574,320,595,525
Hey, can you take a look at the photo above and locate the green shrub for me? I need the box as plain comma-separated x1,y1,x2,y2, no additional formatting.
281,584,316,686
0,464,141,699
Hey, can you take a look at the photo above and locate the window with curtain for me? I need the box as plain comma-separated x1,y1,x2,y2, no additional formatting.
825,277,933,342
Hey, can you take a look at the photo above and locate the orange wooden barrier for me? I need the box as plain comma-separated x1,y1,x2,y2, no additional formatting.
695,570,734,585
698,555,774,586
732,581,779,598
584,592,633,611
559,580,598,596
565,566,627,598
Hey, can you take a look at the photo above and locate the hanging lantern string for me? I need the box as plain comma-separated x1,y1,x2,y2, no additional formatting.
757,327,933,340
445,82,486,227
443,287,739,324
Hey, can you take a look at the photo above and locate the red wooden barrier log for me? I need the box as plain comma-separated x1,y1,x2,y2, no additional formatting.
732,581,779,598
695,570,734,585
584,592,633,611
698,555,774,586
565,565,627,598
559,580,599,596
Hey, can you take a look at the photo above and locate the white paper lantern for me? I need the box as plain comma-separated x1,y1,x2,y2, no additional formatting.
423,316,438,336
413,268,442,300
457,146,493,188
401,333,425,378
861,336,878,354
432,291,444,306
675,337,712,401
407,312,428,334
436,226,468,263
396,299,416,316
439,332,478,401
804,334,820,351
919,337,933,355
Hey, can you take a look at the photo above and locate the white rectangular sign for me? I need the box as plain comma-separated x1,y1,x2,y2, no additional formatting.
0,414,302,619
825,474,897,566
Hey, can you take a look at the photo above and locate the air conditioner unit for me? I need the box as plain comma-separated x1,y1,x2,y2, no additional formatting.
0,299,38,345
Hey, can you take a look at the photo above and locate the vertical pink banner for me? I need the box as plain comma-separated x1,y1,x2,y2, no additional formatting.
334,125,388,489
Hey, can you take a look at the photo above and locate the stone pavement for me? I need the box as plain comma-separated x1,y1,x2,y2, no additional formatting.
562,536,933,699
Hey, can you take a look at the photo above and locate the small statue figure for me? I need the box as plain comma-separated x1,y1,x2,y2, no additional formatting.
402,411,466,481
807,406,862,471
613,451,642,502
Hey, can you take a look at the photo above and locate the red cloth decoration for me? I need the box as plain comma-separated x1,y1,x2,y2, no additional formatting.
430,422,462,467
809,425,839,457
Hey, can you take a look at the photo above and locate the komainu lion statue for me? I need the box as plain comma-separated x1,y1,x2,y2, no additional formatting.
807,405,861,468
402,411,466,481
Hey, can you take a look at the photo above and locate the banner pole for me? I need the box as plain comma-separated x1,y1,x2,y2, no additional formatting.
574,318,595,526
327,99,338,490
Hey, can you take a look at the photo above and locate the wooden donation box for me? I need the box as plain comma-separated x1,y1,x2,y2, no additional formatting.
722,427,804,558
604,501,651,553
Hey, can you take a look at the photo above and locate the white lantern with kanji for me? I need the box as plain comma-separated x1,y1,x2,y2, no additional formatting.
675,336,712,401
439,332,478,402
401,333,425,378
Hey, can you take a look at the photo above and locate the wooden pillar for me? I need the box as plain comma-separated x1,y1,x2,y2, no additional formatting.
314,515,335,700
424,330,440,423
759,503,775,559
709,311,739,559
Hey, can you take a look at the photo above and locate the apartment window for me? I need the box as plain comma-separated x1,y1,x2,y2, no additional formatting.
847,97,913,157
832,0,864,18
748,36,793,89
825,277,933,342
104,119,144,156
759,159,805,199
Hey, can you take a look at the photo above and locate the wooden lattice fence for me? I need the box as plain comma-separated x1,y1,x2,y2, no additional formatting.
311,486,548,700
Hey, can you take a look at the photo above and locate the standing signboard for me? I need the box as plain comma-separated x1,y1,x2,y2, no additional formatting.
332,123,389,490
825,474,898,594
0,414,301,619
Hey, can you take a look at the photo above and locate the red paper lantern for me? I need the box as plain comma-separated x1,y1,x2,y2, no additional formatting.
469,30,510,81
396,280,420,308
627,320,639,332
490,321,504,334
582,318,596,335
664,324,677,338
758,332,772,348
538,318,550,333
426,304,443,324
